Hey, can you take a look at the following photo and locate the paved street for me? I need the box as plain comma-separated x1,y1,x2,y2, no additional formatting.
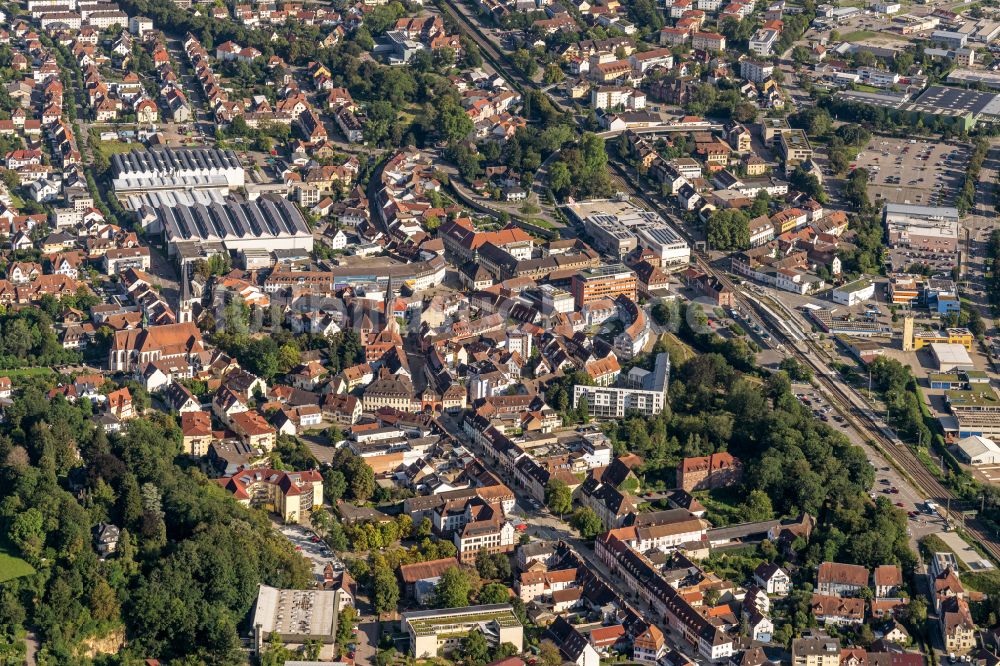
438,413,726,665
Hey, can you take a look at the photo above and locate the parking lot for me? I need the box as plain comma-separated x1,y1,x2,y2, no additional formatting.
854,137,969,207
887,246,958,275
275,521,344,581
793,384,848,428
791,384,947,549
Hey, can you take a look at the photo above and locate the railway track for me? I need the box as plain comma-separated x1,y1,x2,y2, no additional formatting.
434,0,530,97
439,0,1000,563
706,260,1000,563
608,159,1000,563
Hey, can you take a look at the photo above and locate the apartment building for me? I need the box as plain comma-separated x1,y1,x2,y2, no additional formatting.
741,59,775,83
792,635,840,666
181,410,212,456
778,129,813,163
749,28,779,55
816,562,868,597
453,511,516,563
216,468,323,523
691,31,726,51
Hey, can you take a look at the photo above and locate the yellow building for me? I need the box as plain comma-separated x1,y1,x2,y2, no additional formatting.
181,411,213,457
792,635,840,666
216,468,324,523
912,327,974,351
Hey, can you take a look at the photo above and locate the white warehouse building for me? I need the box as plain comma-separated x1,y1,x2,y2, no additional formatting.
831,279,875,306
954,435,1000,466
111,147,246,195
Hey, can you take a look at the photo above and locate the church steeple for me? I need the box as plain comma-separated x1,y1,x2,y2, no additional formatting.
384,277,398,334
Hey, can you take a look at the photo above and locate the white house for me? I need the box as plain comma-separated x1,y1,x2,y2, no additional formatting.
754,563,792,596
329,229,348,249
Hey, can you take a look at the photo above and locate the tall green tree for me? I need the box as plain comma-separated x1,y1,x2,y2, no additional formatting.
435,566,473,608
545,479,573,517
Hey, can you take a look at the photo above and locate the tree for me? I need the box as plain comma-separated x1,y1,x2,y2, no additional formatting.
791,45,812,65
475,551,511,581
493,642,520,661
7,507,44,559
88,577,120,623
436,97,474,145
749,191,770,218
323,469,347,503
902,596,927,632
539,640,562,666
548,161,572,198
478,582,510,604
373,563,400,615
779,357,813,382
790,166,826,203
545,479,572,517
835,124,871,146
435,566,473,608
791,107,832,137
511,49,538,78
349,464,375,501
461,630,491,666
706,209,750,251
738,490,774,522
570,507,603,538
542,64,565,84
336,606,356,647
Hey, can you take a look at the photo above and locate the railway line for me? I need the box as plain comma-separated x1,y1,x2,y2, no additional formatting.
437,0,1000,563
710,262,1000,563
609,158,1000,563
434,0,531,97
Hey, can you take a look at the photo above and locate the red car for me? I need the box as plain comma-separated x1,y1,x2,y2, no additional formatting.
895,502,905,508
295,545,302,551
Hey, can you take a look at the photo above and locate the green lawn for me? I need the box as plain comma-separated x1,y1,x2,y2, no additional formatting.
3,367,56,380
693,486,746,526
526,217,556,229
97,140,139,155
92,140,140,164
962,568,1000,594
0,537,34,584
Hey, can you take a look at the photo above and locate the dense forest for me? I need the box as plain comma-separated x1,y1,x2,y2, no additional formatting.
0,384,311,664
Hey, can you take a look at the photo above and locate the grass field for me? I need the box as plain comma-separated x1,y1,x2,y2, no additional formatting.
694,486,746,526
3,367,56,379
662,332,697,364
0,537,34,583
92,140,139,164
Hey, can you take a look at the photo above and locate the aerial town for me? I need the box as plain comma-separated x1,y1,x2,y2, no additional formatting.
3,0,1000,662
